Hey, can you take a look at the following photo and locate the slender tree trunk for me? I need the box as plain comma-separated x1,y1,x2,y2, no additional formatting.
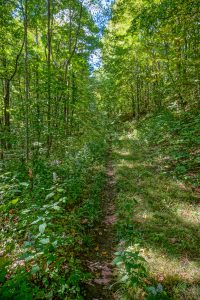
130,83,135,118
47,0,52,157
135,76,139,120
24,0,29,161
194,29,200,108
70,71,76,134
63,1,83,137
35,26,41,146
64,4,72,137
4,79,11,149
0,113,4,159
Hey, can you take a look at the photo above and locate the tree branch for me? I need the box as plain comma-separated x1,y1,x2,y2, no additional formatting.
65,2,83,69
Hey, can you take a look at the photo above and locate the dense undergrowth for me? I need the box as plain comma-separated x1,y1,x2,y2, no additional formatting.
113,109,200,299
0,121,110,299
138,109,200,190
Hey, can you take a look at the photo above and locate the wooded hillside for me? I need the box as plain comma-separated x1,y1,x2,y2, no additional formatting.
0,0,199,299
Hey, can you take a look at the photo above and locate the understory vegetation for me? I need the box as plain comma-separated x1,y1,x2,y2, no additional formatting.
0,121,110,299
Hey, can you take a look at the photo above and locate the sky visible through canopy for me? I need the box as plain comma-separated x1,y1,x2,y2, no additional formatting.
87,0,114,69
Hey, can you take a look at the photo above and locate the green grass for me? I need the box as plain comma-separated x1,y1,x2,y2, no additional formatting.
113,111,200,299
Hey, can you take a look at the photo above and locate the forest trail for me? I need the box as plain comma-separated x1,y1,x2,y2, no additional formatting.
1,0,199,299
84,152,117,300
84,124,200,299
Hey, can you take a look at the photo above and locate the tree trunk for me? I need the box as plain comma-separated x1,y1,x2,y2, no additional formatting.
35,26,41,147
4,79,11,149
47,0,52,157
24,0,29,161
135,77,140,120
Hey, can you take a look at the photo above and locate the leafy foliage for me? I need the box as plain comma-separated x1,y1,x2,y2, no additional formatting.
137,109,200,188
0,124,109,299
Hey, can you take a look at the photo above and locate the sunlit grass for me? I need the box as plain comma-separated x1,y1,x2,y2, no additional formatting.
113,127,200,299
145,247,200,281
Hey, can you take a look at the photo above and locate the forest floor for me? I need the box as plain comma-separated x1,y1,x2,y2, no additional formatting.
110,120,200,299
82,111,200,299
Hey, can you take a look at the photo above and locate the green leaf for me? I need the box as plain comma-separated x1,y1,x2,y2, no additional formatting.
45,192,55,200
120,275,128,282
113,256,123,265
57,188,64,193
31,217,44,225
53,204,61,210
31,265,40,275
39,223,46,234
40,238,50,244
59,197,67,203
24,241,32,247
20,182,29,187
9,198,19,205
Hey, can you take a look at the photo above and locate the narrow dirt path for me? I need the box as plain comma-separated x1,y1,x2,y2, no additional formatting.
84,154,117,300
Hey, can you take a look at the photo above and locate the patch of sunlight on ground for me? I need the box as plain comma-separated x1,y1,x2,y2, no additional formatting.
133,210,154,224
142,179,200,226
143,247,200,282
176,204,200,225
119,129,139,141
113,149,131,157
117,160,156,169
125,245,200,282
117,161,138,169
